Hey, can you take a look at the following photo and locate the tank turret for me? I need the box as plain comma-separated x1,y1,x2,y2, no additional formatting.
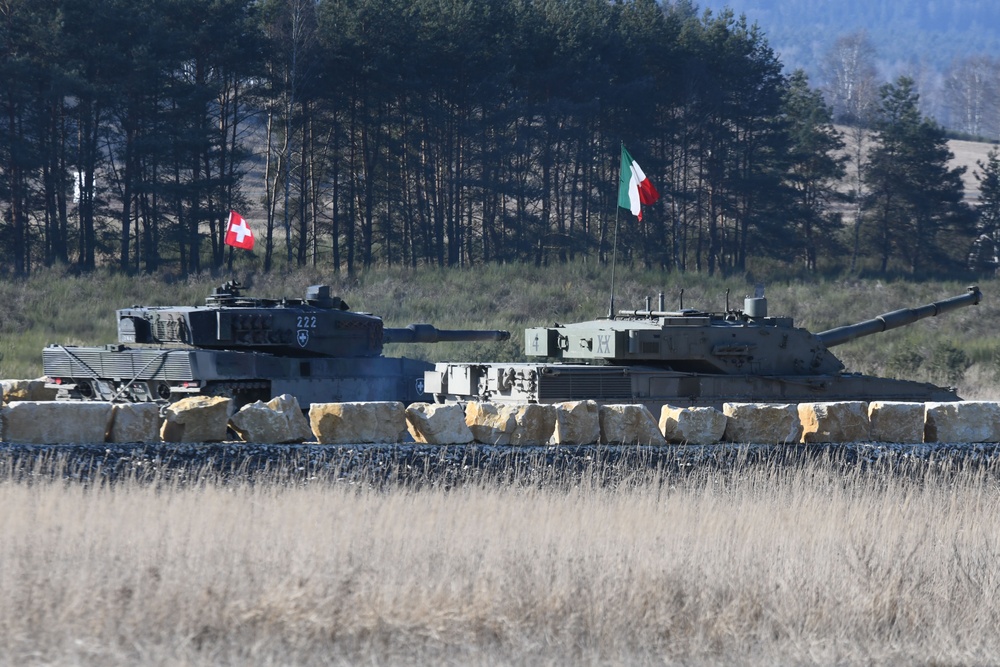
425,286,983,410
114,281,508,358
44,282,509,408
522,285,981,377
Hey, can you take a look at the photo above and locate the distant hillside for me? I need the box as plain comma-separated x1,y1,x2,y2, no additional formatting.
949,137,996,202
697,0,1000,70
694,0,1000,127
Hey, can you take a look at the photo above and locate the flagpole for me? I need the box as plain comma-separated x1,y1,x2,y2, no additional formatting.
608,140,626,319
610,142,659,319
608,205,620,319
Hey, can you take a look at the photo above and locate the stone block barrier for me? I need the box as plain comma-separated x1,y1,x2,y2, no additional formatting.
508,403,557,445
553,400,601,445
406,402,474,445
1,378,58,403
4,384,1000,445
798,401,870,444
230,394,313,444
600,404,666,445
109,403,163,443
309,401,406,444
463,402,557,446
868,401,925,444
1,401,113,444
160,396,233,443
925,401,1000,443
659,406,727,445
723,403,802,444
465,402,517,445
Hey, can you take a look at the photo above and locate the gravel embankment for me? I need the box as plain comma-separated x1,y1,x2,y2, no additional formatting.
2,442,999,486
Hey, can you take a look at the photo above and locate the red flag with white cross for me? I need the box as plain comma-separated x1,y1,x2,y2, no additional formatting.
224,211,254,250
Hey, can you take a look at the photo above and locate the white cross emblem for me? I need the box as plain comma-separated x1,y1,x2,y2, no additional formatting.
230,218,251,243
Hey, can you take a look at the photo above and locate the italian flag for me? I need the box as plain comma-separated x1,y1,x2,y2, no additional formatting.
618,144,659,221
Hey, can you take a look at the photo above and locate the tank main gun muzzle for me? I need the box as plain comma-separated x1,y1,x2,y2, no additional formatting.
383,324,510,344
815,285,982,348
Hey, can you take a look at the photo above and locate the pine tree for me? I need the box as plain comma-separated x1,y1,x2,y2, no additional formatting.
863,76,972,275
969,149,1000,273
781,69,846,272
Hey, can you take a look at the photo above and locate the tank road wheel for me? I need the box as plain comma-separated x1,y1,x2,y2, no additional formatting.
117,380,170,403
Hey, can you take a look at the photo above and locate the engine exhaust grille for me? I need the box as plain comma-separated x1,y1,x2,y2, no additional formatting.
43,347,195,381
537,372,633,400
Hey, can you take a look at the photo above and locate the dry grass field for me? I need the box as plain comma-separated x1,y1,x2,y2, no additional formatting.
948,137,997,202
839,130,994,204
1,455,999,666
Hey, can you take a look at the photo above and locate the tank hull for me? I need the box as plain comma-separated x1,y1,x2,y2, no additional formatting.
425,362,960,412
43,344,431,408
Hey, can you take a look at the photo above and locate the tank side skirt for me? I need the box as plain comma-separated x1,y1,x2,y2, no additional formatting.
43,345,434,407
427,362,960,410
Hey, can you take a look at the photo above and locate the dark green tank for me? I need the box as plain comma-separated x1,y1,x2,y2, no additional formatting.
43,282,509,408
425,286,982,410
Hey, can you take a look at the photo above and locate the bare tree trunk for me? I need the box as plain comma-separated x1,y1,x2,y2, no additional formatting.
263,108,278,272
849,124,870,272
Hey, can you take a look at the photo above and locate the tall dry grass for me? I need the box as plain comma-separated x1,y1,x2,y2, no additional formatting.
1,456,1000,665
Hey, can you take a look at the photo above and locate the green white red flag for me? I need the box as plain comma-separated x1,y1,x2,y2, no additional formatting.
225,210,254,250
617,145,659,221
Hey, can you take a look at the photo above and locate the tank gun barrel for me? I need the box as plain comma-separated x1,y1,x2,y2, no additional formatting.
383,324,510,344
816,285,982,348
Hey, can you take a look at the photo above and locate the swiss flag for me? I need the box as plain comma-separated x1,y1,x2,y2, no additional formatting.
224,211,254,250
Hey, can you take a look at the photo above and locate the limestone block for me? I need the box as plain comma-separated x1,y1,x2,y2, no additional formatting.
2,378,57,403
925,401,1000,443
600,404,666,445
465,401,517,445
798,401,871,444
268,394,314,441
868,401,926,443
723,403,802,444
309,401,406,444
160,396,232,443
108,403,162,443
1,401,113,444
553,400,600,445
230,394,312,443
0,379,26,403
230,401,291,443
509,403,557,446
406,402,474,444
659,406,727,445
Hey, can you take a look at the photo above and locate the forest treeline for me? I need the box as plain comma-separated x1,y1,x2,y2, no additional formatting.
1,0,997,278
698,0,1000,130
